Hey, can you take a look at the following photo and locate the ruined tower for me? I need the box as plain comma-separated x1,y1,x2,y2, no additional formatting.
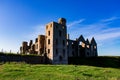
45,18,68,64
33,35,45,55
20,41,28,54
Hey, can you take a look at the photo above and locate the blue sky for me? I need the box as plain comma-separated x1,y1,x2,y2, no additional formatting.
0,0,120,56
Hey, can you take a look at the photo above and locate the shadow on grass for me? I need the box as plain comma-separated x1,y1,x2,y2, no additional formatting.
82,73,92,77
68,56,120,69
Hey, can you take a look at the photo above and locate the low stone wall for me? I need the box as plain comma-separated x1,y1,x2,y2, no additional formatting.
68,56,120,68
0,53,44,64
1,53,119,68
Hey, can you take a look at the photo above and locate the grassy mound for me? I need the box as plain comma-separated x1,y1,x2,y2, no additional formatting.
0,62,120,80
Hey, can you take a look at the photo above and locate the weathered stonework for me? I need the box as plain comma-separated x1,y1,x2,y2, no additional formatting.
20,35,45,55
46,18,68,64
67,35,98,57
20,18,98,64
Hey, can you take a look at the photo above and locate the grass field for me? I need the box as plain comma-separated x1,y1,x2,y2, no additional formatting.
0,62,120,80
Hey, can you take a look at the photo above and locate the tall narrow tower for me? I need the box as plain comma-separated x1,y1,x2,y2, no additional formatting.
45,18,68,64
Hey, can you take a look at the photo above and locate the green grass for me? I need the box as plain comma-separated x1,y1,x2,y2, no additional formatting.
0,62,120,80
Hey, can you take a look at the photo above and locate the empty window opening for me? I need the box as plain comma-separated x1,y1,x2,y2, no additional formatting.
81,43,85,48
59,30,62,37
56,39,58,45
87,45,89,48
94,46,96,49
72,45,74,49
48,49,50,54
79,42,82,45
48,39,50,44
63,40,65,46
48,31,50,36
59,56,62,61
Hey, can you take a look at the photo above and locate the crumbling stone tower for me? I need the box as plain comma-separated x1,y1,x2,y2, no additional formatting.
20,41,28,54
35,35,45,55
45,18,68,64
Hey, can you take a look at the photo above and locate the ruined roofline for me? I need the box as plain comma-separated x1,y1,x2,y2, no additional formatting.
38,35,45,37
90,37,97,45
68,35,96,45
46,21,61,26
46,18,67,26
22,34,46,45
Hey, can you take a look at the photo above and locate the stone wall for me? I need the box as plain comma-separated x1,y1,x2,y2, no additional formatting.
0,53,45,64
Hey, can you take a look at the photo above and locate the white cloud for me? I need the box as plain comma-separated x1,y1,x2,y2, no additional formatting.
67,19,85,27
102,27,120,33
100,16,120,22
94,31,120,41
84,26,120,42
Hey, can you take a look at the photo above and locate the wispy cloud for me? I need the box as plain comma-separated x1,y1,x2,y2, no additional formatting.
100,16,120,22
83,25,120,41
68,16,120,43
95,32,120,41
86,17,120,41
67,19,85,27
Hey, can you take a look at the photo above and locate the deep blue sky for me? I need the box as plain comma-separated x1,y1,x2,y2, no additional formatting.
0,0,120,55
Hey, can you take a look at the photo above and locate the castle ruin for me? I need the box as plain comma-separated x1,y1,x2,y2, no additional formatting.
20,18,98,64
